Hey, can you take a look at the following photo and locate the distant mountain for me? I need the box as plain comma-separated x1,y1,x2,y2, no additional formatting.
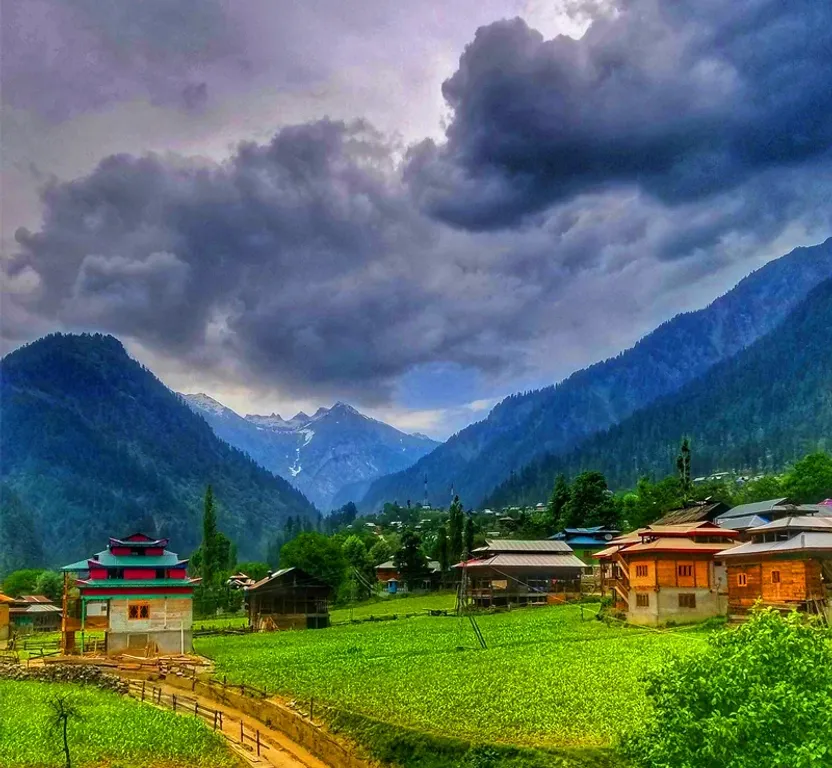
182,395,438,511
0,334,317,567
485,277,832,506
360,238,832,511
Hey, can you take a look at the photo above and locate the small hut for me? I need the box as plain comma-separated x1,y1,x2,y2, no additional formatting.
9,595,62,633
247,568,332,630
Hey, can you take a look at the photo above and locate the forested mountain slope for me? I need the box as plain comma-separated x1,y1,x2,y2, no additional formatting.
0,334,317,566
184,395,437,511
485,277,832,507
361,239,832,511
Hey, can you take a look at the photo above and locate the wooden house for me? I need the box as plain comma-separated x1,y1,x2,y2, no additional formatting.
719,515,832,622
61,532,195,654
375,560,441,593
456,539,587,608
0,593,12,641
9,595,62,633
651,499,730,526
247,567,332,630
596,522,738,626
550,527,620,563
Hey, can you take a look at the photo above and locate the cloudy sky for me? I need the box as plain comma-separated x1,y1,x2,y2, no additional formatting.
3,0,831,438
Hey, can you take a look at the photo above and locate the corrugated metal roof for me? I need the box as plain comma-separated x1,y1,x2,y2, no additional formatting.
719,532,832,557
17,595,53,604
95,550,184,567
621,538,738,554
716,498,791,520
482,539,573,553
11,603,61,614
644,522,733,536
565,536,613,546
464,553,586,569
749,516,832,533
717,514,770,531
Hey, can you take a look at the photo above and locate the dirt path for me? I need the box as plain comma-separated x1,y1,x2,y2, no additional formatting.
132,678,331,768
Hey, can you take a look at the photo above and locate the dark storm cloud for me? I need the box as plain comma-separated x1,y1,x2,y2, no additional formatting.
1,0,240,121
407,0,832,230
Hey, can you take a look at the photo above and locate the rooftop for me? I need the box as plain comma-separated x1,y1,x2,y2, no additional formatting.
719,532,832,558
750,516,832,534
716,498,791,520
652,501,727,526
477,539,573,554
456,553,587,569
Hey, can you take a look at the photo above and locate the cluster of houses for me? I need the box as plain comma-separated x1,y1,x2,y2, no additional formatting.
2,496,828,657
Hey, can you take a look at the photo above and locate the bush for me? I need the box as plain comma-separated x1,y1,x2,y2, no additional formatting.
622,607,832,768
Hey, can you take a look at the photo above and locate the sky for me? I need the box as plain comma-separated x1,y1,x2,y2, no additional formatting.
2,0,831,439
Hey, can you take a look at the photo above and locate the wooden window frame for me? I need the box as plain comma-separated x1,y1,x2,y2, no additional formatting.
771,570,781,584
678,593,696,609
678,565,693,578
635,565,648,578
128,601,150,620
737,573,748,587
635,593,649,607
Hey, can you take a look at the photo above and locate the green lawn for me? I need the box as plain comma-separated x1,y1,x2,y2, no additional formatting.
196,603,708,749
0,680,241,768
330,591,457,622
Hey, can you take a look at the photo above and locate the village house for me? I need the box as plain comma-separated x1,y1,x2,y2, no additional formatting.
247,567,332,630
651,499,730,526
550,526,620,563
457,539,587,608
715,498,832,539
61,532,196,654
596,522,739,626
0,593,12,641
719,515,832,623
375,560,441,593
9,595,62,633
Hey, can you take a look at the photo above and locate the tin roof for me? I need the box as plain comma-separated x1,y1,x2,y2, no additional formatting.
622,538,738,554
16,595,54,604
458,553,586,569
63,549,186,570
716,498,791,520
717,514,770,531
478,539,573,553
719,532,832,558
749,516,832,533
11,603,61,614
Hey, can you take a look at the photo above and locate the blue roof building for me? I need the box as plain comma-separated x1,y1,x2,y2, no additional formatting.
551,526,621,562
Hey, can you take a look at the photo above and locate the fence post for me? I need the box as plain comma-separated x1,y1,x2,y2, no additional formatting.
213,710,218,730
141,681,146,701
172,694,177,712
219,711,223,731
240,719,244,744
195,701,199,717
310,697,314,721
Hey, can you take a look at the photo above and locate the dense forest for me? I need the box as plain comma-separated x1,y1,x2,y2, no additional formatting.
0,334,317,566
361,239,832,511
485,277,832,507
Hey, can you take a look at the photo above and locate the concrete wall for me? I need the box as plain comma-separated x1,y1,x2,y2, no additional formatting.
107,597,192,654
628,587,724,626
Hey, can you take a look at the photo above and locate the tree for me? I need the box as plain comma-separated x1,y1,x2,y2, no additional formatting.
48,694,81,768
623,608,832,768
676,437,692,504
342,535,374,583
201,485,219,588
393,528,429,591
548,474,571,532
435,525,449,572
448,496,465,565
368,538,393,566
279,532,347,591
2,568,43,597
0,485,44,574
235,561,270,583
35,571,63,602
783,451,832,503
463,516,475,559
565,471,617,528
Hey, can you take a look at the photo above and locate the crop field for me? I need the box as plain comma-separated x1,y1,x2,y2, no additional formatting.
197,603,709,748
0,680,241,768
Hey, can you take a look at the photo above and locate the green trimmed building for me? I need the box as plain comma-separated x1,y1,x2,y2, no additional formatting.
62,533,195,655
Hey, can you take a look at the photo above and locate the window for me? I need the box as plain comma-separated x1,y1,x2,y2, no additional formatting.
771,571,781,584
128,602,150,620
636,593,650,607
678,593,697,608
635,565,648,578
678,565,693,577
737,573,748,587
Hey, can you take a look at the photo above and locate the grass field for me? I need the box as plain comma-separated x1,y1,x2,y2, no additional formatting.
0,680,241,768
330,591,457,622
196,603,708,749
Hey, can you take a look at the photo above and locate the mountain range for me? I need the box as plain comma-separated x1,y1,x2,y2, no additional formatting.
359,238,832,511
182,395,438,511
486,276,832,506
0,334,317,566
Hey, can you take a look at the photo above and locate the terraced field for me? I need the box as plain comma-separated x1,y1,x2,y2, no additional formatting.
197,603,709,748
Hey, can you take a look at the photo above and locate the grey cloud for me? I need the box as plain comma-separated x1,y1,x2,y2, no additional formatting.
407,1,832,230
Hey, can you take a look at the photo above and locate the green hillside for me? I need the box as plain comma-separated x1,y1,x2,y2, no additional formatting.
486,277,832,506
0,333,317,566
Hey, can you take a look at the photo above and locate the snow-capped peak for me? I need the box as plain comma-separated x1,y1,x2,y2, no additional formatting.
182,393,232,417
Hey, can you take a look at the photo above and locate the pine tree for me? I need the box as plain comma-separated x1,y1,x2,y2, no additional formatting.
448,496,464,565
394,528,429,591
436,525,449,572
463,516,475,559
548,474,571,532
677,438,692,505
201,485,218,587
